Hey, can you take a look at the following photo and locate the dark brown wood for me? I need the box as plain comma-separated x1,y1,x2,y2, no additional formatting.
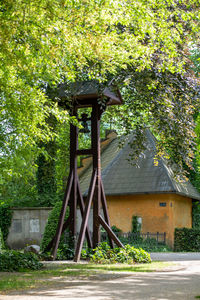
98,215,124,248
74,170,97,262
76,149,93,156
91,104,101,248
100,180,114,248
69,119,78,241
52,172,73,259
77,177,92,248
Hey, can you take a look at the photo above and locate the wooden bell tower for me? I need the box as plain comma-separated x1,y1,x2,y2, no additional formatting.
46,81,124,262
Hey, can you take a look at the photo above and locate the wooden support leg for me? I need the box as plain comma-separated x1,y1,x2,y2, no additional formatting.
91,104,101,248
52,172,73,260
100,180,114,248
74,170,97,262
98,215,124,248
45,217,70,252
93,176,101,248
77,179,92,248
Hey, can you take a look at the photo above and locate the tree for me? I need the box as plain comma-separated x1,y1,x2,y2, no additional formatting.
0,0,199,200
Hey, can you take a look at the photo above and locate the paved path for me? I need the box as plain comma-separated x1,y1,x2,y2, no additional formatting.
150,252,200,261
1,253,200,300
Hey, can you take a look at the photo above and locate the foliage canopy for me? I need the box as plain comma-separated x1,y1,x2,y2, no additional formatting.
0,0,199,201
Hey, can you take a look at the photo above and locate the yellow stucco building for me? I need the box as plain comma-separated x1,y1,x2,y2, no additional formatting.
79,130,200,248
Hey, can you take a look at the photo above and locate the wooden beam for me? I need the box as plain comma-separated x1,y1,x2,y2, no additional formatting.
69,119,78,241
77,178,92,248
91,104,101,248
52,172,73,260
74,170,97,262
76,149,93,156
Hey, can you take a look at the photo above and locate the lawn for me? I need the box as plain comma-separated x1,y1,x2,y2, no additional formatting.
0,261,175,293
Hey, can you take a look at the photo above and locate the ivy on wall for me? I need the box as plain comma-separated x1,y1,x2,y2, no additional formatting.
131,215,142,233
0,204,13,243
0,228,5,251
40,201,68,252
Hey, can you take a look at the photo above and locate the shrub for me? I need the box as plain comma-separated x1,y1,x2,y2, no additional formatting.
56,244,74,260
41,201,67,252
111,225,122,233
40,201,73,259
174,228,200,252
0,251,43,271
82,242,151,264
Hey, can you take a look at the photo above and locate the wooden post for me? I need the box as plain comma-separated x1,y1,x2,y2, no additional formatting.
91,104,101,248
74,170,97,262
51,172,73,259
68,112,78,245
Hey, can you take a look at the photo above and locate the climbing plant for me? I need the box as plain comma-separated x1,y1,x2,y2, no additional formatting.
40,201,69,252
0,204,13,243
0,228,5,251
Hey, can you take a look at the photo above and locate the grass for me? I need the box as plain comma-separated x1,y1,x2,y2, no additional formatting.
55,261,174,272
0,261,175,293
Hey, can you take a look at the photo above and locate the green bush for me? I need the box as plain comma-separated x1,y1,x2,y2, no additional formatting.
0,204,13,242
0,228,5,252
0,251,43,271
174,227,200,252
41,201,73,259
56,244,74,260
111,225,122,233
41,201,66,252
82,242,151,264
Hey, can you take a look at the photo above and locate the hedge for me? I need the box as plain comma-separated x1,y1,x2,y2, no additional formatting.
40,201,73,259
174,228,200,252
0,251,43,272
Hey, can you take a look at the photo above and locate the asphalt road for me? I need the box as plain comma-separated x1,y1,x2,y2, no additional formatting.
1,253,200,300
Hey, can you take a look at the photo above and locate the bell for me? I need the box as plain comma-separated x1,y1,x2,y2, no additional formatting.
79,113,90,133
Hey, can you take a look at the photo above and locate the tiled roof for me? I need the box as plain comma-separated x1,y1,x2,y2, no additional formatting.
57,80,122,105
79,130,200,200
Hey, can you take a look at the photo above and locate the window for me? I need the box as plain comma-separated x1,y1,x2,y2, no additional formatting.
159,202,167,207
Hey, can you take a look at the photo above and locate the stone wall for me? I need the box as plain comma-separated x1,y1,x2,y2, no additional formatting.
7,207,52,249
7,207,103,249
